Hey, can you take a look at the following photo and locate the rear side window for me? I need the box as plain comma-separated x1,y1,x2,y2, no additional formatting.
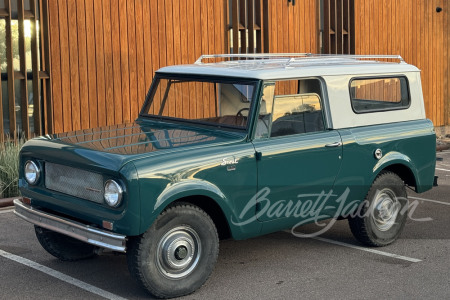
350,77,410,113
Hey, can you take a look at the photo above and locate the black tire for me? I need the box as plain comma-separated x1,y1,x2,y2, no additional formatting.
348,171,408,247
127,202,219,299
34,226,97,261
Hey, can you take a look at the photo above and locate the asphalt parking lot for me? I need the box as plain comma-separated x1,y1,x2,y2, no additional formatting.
0,151,449,300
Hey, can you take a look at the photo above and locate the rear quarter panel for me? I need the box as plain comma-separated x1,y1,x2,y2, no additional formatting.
332,119,436,214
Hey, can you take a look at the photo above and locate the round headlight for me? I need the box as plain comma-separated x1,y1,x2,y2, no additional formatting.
24,160,40,185
104,180,123,207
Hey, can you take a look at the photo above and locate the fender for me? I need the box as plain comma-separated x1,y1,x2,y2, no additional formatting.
140,179,262,239
371,151,420,186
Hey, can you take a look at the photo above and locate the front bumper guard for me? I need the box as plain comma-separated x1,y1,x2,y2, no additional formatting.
14,199,127,252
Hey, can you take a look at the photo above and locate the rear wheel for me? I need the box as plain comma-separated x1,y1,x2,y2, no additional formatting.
35,226,97,261
348,171,408,247
127,202,219,299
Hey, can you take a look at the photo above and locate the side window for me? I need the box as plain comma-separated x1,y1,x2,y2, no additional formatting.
271,93,324,137
350,77,410,113
255,79,325,139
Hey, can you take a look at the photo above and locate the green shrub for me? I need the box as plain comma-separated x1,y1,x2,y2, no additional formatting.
0,138,24,198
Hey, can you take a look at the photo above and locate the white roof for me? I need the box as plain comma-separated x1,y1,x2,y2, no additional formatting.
157,54,420,80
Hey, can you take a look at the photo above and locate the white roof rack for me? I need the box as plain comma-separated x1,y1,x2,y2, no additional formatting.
195,53,404,65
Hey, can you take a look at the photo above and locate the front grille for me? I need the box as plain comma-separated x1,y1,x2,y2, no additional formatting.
45,162,104,203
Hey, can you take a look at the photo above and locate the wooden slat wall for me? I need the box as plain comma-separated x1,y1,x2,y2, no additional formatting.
354,0,449,127
229,0,267,53
48,0,226,134
266,0,319,55
266,0,319,96
445,0,449,129
17,0,29,137
323,0,355,54
4,0,16,138
0,0,51,141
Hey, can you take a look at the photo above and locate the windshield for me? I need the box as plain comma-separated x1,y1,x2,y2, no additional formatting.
141,76,258,129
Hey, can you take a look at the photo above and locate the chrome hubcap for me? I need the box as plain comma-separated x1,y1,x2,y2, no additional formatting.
371,188,401,231
156,226,201,279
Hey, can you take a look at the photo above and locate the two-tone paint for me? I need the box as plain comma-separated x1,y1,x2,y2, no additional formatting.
17,60,436,245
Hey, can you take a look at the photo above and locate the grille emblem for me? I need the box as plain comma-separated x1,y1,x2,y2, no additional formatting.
85,187,102,193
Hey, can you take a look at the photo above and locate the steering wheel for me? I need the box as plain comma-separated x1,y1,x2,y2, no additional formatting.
236,108,250,117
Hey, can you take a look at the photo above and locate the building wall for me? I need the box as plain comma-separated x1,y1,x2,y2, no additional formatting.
48,0,227,133
266,0,319,54
267,0,319,96
354,0,449,127
48,0,320,133
48,0,447,133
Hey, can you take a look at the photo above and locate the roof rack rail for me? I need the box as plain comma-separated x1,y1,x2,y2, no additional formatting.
195,53,313,64
195,53,404,65
315,54,404,62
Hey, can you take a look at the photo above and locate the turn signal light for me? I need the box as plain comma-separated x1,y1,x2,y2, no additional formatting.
102,220,113,230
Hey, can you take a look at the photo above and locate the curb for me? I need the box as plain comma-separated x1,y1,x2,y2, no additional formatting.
0,197,18,208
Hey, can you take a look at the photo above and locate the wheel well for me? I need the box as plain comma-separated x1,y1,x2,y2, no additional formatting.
173,196,232,240
383,164,416,189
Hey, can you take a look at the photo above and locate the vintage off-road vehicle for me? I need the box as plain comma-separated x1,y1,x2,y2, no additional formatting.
15,54,436,298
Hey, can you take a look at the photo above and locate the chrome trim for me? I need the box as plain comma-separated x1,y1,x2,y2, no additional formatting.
13,199,126,252
24,160,40,185
104,179,123,207
370,188,401,232
156,226,201,279
374,148,383,160
325,141,342,147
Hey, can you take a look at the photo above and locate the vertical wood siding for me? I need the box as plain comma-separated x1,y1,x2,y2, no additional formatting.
323,0,355,54
42,0,450,133
354,0,449,127
266,0,319,55
0,0,51,140
266,0,319,96
48,0,226,133
228,0,267,53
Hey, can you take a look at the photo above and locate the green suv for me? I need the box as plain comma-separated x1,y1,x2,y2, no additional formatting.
15,54,436,298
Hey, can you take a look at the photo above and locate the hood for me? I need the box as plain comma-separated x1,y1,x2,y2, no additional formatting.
50,120,242,154
21,120,244,172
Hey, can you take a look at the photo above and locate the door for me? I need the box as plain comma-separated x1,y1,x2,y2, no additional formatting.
251,79,343,223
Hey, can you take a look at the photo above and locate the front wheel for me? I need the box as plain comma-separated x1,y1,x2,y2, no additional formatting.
348,171,408,247
35,226,97,261
127,203,219,299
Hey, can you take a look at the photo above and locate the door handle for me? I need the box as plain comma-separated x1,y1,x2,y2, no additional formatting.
325,141,342,147
255,151,262,161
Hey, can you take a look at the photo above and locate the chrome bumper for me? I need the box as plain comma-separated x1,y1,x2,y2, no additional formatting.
13,199,127,252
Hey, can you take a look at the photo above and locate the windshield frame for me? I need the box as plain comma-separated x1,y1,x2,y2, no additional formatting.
139,73,262,132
